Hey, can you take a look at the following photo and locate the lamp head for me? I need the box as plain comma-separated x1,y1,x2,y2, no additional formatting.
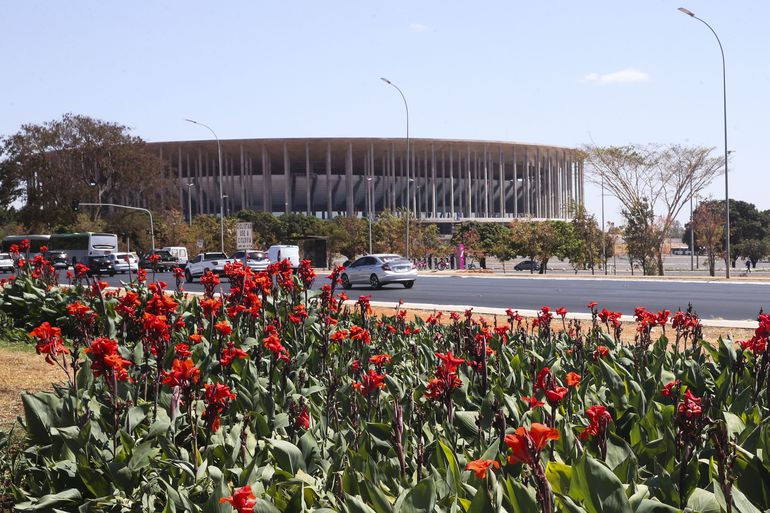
185,118,198,124
678,7,695,17
380,77,392,84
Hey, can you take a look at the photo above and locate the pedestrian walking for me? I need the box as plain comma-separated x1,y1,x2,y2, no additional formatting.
746,259,752,274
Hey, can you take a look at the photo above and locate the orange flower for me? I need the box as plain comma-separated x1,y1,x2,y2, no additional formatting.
505,423,560,465
465,459,500,479
566,372,581,387
369,353,392,366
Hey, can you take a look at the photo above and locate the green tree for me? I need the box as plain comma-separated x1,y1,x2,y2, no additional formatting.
569,203,602,274
279,212,322,241
1,113,172,231
373,210,408,256
691,200,725,276
324,216,367,261
237,210,282,248
622,200,658,275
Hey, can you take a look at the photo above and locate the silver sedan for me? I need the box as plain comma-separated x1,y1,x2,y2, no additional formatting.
340,254,417,289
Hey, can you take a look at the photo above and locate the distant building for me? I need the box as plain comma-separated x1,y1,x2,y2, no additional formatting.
150,137,584,225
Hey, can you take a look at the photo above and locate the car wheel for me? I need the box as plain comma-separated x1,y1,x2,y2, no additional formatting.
369,274,381,290
403,281,414,289
185,270,194,283
341,273,352,290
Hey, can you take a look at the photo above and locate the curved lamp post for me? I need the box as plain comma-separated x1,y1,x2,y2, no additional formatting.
678,7,730,278
380,77,411,259
186,118,225,253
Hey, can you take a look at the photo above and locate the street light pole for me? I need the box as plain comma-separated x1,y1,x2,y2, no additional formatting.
601,176,607,275
367,177,373,254
79,202,155,250
186,118,225,253
678,7,730,278
380,77,410,259
689,178,694,271
187,182,194,227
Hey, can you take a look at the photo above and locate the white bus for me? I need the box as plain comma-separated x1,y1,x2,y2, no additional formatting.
48,232,119,265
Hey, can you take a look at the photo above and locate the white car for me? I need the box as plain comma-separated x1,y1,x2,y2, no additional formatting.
268,245,300,269
184,252,234,282
231,250,270,272
340,254,417,289
0,253,13,273
108,252,139,273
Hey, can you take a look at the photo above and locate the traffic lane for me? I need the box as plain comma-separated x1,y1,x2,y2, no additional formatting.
311,276,769,320
78,271,768,321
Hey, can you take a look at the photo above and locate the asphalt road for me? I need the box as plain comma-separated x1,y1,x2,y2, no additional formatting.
89,271,769,321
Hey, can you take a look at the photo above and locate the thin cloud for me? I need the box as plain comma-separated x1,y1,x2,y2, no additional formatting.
583,68,650,85
408,23,431,32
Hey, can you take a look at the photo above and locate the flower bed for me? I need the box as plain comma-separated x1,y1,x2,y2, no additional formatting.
0,244,768,512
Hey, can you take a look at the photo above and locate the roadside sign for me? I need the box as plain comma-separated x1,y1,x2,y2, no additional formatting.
236,222,253,250
196,239,204,249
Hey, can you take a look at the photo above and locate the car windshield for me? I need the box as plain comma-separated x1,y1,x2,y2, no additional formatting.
204,253,227,260
379,255,403,262
248,252,266,259
0,253,10,259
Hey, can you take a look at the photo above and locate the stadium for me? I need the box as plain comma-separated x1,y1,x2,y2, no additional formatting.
149,138,584,225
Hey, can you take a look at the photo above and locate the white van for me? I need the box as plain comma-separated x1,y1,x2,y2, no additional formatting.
161,246,189,265
268,245,300,269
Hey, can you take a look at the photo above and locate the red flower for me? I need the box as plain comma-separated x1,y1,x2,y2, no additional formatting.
435,351,465,373
594,345,609,358
678,389,702,418
214,320,233,336
587,301,598,309
161,358,200,388
505,423,560,465
263,334,290,363
85,337,132,382
556,307,567,318
219,485,257,513
662,379,681,397
521,395,544,409
369,353,392,366
29,322,69,365
221,342,249,366
19,239,30,252
294,402,310,430
566,372,581,387
189,333,203,344
534,367,552,392
202,383,236,432
330,329,349,342
465,459,500,479
353,369,386,396
579,405,612,440
545,386,568,407
350,325,371,345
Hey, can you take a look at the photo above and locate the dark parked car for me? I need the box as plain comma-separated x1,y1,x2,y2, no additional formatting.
87,255,115,276
45,250,69,269
139,250,179,271
514,260,541,272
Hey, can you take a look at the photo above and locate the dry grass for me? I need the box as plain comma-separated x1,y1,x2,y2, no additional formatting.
0,348,62,430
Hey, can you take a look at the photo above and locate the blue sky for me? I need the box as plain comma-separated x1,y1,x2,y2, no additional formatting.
2,1,768,224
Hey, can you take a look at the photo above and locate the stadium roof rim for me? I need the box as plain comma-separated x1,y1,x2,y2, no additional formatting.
148,137,579,152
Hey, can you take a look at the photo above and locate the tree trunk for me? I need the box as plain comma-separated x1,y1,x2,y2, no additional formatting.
656,251,664,276
539,258,548,274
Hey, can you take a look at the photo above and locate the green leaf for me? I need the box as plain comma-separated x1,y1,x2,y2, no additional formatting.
686,488,719,513
126,405,147,434
346,494,378,513
127,440,160,472
21,392,61,443
715,483,762,513
398,478,436,513
14,489,82,511
453,411,479,440
546,461,572,495
267,438,306,475
253,498,282,513
570,454,633,513
633,499,680,512
467,481,494,513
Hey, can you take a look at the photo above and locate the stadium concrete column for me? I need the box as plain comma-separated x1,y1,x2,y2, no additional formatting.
283,144,291,214
346,143,354,216
305,143,312,215
449,146,455,218
466,146,472,218
431,144,437,218
326,144,332,219
523,147,529,216
512,146,518,217
499,147,505,217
